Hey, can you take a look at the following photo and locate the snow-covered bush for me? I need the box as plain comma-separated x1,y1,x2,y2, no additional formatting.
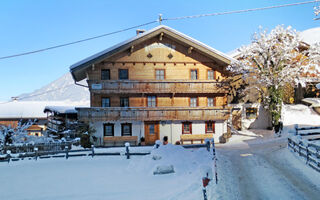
228,25,320,129
0,120,53,151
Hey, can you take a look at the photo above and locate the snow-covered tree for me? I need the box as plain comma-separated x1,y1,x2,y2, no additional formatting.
0,120,54,152
314,5,320,17
228,25,320,128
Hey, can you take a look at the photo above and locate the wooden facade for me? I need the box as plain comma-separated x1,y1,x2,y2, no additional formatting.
71,25,233,145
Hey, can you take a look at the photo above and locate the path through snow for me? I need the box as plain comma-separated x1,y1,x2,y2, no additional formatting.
216,129,320,200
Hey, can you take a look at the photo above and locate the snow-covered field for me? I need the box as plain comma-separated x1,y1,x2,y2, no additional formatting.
0,145,215,200
1,104,320,199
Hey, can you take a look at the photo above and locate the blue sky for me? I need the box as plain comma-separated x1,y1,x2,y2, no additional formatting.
0,0,319,101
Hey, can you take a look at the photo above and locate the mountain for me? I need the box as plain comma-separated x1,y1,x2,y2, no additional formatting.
300,27,320,45
18,72,90,104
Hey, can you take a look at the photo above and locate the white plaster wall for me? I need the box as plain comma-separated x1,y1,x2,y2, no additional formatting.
91,121,144,145
92,120,227,145
159,122,172,143
159,121,226,144
214,121,226,142
172,122,182,144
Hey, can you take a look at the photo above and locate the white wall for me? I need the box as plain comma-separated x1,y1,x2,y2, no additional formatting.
91,121,144,146
91,120,227,145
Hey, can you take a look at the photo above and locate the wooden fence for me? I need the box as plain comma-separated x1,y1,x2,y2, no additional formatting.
0,142,208,163
287,125,320,172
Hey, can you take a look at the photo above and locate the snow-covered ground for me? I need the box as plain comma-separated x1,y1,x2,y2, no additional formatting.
217,130,320,199
0,144,215,200
1,104,320,199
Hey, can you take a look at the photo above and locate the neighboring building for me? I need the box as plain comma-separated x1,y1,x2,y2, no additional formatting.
0,101,48,136
43,106,80,139
70,25,233,146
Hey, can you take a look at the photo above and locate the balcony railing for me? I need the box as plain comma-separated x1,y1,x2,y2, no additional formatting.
76,107,231,122
88,80,229,94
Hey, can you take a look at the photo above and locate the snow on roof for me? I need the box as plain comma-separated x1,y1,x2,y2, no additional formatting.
0,101,89,119
70,25,235,81
44,106,77,114
300,27,320,45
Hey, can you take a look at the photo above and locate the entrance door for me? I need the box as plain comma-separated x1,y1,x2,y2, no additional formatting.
144,122,160,145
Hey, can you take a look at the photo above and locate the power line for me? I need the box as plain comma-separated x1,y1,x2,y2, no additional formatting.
0,0,318,60
0,20,158,60
163,0,320,21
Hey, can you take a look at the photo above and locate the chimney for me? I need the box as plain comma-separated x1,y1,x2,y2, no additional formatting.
136,29,145,35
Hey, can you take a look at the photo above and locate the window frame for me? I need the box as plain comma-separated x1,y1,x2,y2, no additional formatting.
101,97,110,107
189,97,198,107
120,97,129,107
246,107,258,119
207,70,215,80
121,123,132,136
103,123,114,137
147,96,157,107
118,69,129,80
101,69,110,80
190,69,199,80
205,121,215,134
207,97,215,107
182,122,192,134
155,69,165,80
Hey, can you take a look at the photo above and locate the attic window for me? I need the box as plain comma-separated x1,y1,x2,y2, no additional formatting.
147,53,153,58
167,53,173,59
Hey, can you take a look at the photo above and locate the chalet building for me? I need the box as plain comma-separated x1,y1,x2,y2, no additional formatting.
70,25,233,146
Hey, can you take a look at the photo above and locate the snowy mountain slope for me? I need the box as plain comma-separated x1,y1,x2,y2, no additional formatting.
300,27,320,45
18,73,89,103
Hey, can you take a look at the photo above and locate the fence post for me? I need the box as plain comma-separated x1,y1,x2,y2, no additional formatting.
6,150,11,163
298,142,301,156
306,145,309,164
295,124,298,135
205,139,210,152
125,142,130,159
34,147,38,161
211,138,218,184
91,145,95,158
65,146,69,160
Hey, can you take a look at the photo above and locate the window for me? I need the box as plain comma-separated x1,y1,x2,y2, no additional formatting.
101,69,110,80
104,124,114,136
149,124,155,135
190,69,198,80
190,97,198,107
182,122,192,134
207,97,215,107
121,123,132,136
120,97,129,107
246,107,257,119
207,70,214,80
147,96,157,107
102,97,110,107
206,121,215,133
155,69,165,80
119,69,128,80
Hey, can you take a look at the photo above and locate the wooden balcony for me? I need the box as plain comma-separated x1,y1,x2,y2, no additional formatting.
88,80,229,94
76,107,231,122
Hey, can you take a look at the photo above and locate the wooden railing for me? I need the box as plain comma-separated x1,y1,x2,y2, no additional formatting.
76,107,231,122
288,138,320,172
88,80,229,94
288,125,320,172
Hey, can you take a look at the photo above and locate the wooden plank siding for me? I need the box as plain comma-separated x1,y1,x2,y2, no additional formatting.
76,107,231,122
88,80,229,94
77,30,232,124
90,95,226,107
